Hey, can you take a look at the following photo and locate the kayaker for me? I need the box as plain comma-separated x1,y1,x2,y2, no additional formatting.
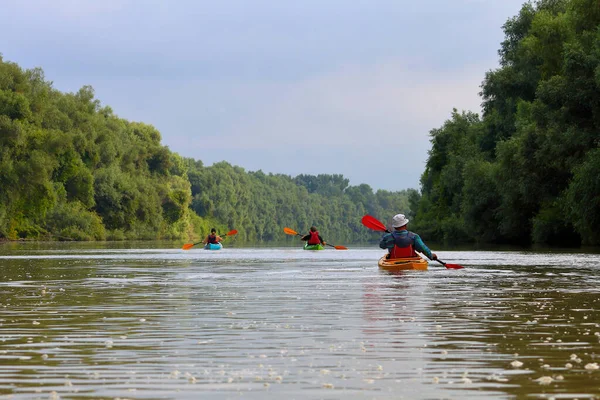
301,227,326,246
203,228,223,245
379,214,437,260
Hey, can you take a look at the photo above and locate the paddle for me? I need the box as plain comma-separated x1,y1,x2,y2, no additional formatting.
182,229,238,250
360,215,464,269
283,227,348,250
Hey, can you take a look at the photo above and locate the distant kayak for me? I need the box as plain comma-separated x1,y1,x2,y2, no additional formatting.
303,243,325,250
204,243,223,250
378,255,428,271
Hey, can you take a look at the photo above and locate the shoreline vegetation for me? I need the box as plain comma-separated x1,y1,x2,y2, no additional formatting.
1,0,598,247
411,0,600,247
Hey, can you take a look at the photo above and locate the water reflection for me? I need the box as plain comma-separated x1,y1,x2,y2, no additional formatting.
0,246,599,399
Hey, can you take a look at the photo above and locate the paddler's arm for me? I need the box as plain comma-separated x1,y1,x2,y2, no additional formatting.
379,232,394,250
413,234,437,260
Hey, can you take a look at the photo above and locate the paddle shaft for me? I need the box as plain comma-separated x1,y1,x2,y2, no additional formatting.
415,250,458,269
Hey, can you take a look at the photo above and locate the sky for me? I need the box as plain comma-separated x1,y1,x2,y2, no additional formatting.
1,0,527,191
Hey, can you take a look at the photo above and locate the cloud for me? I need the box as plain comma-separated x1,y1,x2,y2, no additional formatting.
183,60,485,151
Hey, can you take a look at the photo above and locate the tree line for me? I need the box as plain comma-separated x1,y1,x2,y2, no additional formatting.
186,163,416,243
0,55,413,243
412,0,600,246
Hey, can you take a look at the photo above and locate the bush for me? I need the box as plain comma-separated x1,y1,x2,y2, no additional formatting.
45,201,106,241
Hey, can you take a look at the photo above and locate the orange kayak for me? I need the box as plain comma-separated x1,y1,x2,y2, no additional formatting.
378,255,428,271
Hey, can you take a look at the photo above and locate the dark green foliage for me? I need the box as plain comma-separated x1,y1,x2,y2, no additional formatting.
461,159,501,242
294,174,349,196
416,0,600,245
0,55,191,240
45,200,106,241
565,148,600,244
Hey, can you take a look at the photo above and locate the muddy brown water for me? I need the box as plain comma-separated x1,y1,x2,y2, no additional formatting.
0,244,599,399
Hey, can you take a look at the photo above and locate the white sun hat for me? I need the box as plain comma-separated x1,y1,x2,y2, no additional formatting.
391,214,409,228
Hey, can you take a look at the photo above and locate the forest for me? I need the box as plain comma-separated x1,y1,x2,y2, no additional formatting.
1,0,599,247
0,55,413,243
412,0,600,246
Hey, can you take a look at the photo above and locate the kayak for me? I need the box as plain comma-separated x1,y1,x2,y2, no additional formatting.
204,243,223,250
303,243,325,250
378,255,428,271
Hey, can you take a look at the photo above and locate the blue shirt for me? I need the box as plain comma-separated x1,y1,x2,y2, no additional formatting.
379,230,434,259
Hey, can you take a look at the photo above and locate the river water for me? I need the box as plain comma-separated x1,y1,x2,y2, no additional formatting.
0,243,599,399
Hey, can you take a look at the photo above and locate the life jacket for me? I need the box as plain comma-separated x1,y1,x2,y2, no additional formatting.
307,230,321,245
389,230,418,258
207,234,218,244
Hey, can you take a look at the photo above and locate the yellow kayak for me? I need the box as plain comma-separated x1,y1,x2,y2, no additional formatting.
378,255,428,271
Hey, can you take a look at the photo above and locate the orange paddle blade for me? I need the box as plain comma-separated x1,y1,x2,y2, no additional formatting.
438,260,464,269
361,215,388,231
225,229,238,236
284,227,299,236
323,242,348,250
182,243,195,250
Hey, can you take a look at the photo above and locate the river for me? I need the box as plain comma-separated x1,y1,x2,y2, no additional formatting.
0,243,599,399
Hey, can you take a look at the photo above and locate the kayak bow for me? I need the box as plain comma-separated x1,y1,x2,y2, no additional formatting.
378,255,428,271
303,243,325,250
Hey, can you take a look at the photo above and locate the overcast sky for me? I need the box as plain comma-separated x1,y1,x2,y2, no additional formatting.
1,0,526,191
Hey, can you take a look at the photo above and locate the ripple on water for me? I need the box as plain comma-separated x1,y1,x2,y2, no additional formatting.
0,247,599,399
